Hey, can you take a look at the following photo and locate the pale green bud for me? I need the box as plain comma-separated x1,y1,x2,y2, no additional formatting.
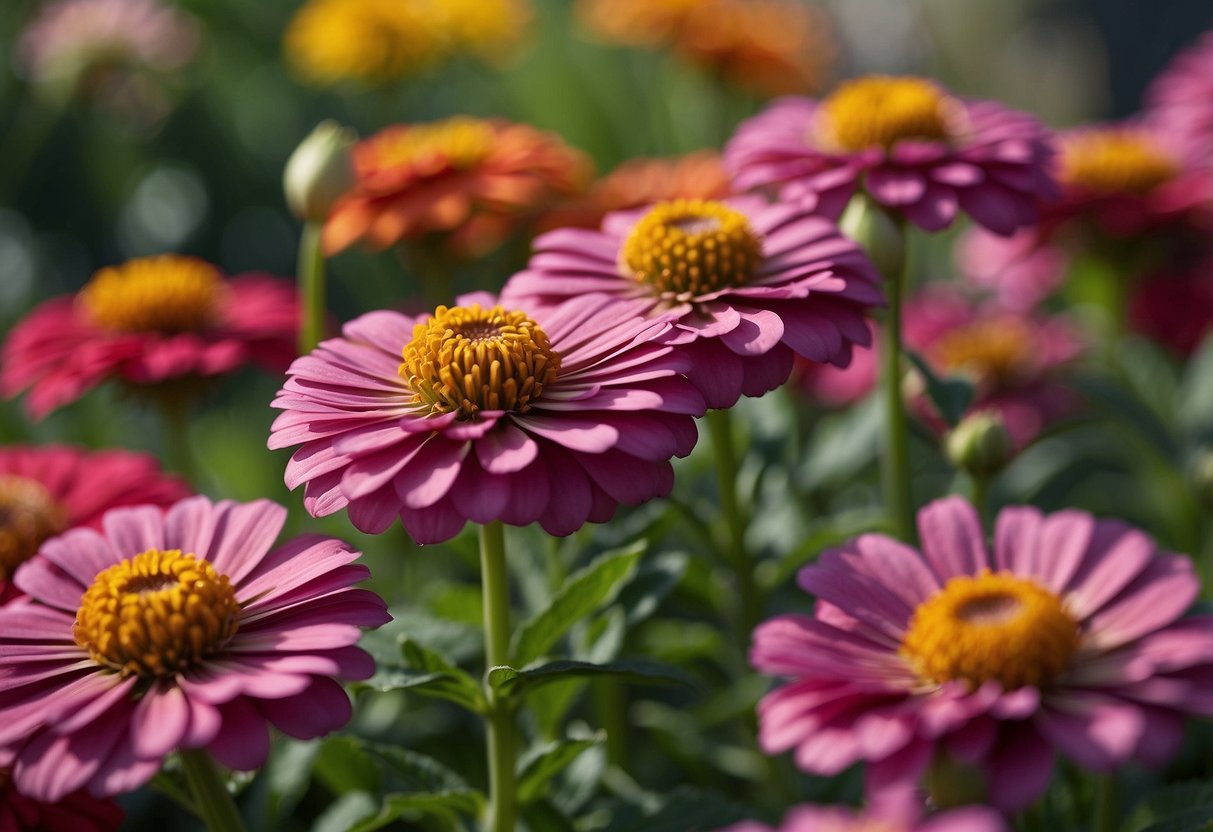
283,120,357,223
839,194,905,278
945,411,1015,477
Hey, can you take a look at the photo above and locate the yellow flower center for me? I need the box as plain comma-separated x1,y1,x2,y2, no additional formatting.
401,304,561,420
284,0,443,86
931,321,1033,385
1060,129,1178,195
371,117,496,171
620,199,763,296
0,476,67,581
901,570,1078,690
73,549,240,678
818,75,956,152
79,255,226,333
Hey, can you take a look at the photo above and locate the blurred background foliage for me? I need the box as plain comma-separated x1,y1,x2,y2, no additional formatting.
3,0,1213,830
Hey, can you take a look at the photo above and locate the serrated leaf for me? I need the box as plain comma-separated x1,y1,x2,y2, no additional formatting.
356,637,485,712
517,734,605,805
905,349,974,427
511,542,645,667
488,659,693,697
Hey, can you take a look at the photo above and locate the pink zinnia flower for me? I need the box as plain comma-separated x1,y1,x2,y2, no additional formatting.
955,227,1067,312
724,75,1056,235
752,496,1213,811
269,293,706,544
17,0,200,85
2,255,300,419
1144,31,1213,162
0,763,123,831
797,287,1083,447
502,196,882,409
0,496,390,801
716,791,1006,832
0,444,190,602
1050,122,1213,237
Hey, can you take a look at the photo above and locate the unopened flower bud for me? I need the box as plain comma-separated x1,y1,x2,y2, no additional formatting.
284,120,357,223
945,411,1014,477
840,193,905,278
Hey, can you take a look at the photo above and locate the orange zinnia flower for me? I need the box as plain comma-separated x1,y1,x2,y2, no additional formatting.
323,116,592,257
539,150,732,231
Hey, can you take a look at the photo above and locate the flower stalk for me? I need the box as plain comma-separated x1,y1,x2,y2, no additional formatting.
178,748,246,832
480,521,517,832
297,222,327,354
706,408,760,638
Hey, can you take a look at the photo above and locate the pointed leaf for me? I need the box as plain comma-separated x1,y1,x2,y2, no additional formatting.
488,659,694,698
517,734,605,805
355,637,485,713
905,349,974,427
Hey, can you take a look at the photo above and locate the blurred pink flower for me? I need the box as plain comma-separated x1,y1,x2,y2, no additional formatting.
2,256,299,419
716,791,1006,832
18,0,198,79
0,444,190,602
0,496,389,801
752,496,1213,811
797,287,1083,447
956,227,1067,311
1144,31,1213,163
725,75,1056,235
0,766,123,832
1128,259,1213,357
503,196,882,409
1050,123,1213,237
269,293,705,544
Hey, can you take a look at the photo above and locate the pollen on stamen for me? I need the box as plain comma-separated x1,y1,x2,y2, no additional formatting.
817,75,959,152
78,255,227,333
400,304,561,420
1060,128,1178,195
0,475,67,580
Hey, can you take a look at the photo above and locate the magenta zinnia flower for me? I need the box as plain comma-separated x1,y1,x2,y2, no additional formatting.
0,496,389,801
502,196,882,409
725,75,1056,235
2,255,300,419
269,293,706,543
716,791,1006,832
0,444,190,602
955,227,1067,312
752,496,1213,811
0,763,123,831
1145,30,1213,162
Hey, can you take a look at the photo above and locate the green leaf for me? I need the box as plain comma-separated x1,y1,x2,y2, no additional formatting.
313,791,380,832
798,394,882,490
356,637,485,713
904,349,974,427
517,734,605,805
511,541,645,666
1072,374,1181,463
347,792,481,832
598,786,752,832
613,551,688,627
488,659,693,697
1127,782,1213,832
1180,332,1213,445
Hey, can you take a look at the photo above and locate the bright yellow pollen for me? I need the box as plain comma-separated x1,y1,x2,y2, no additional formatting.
818,75,956,152
372,117,496,171
401,304,561,420
1061,129,1178,195
621,199,763,296
284,0,443,87
932,321,1033,385
0,476,67,581
74,549,240,678
79,255,226,333
902,570,1078,690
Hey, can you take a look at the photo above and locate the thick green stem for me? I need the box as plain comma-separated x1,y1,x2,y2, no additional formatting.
879,242,915,542
480,522,517,832
178,749,246,832
297,222,327,354
1093,773,1117,832
970,473,990,530
157,393,199,485
705,408,760,637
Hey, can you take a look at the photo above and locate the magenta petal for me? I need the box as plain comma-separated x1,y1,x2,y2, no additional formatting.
102,505,167,560
257,676,352,739
203,500,288,584
984,724,1054,811
1035,693,1144,770
130,684,190,758
917,496,989,581
475,423,539,474
206,697,270,770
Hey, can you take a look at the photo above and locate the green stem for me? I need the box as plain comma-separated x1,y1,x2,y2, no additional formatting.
479,522,517,832
705,408,760,638
157,393,199,485
1093,773,1117,832
297,222,327,354
178,749,246,832
970,473,990,530
879,239,915,542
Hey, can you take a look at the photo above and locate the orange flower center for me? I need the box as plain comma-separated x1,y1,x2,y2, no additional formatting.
0,476,67,581
79,255,226,333
1060,129,1178,195
401,304,561,420
901,570,1078,690
74,548,240,678
620,199,762,296
931,320,1033,385
818,75,956,151
371,117,497,171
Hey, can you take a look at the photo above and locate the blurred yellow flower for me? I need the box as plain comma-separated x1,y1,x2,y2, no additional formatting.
284,0,534,87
